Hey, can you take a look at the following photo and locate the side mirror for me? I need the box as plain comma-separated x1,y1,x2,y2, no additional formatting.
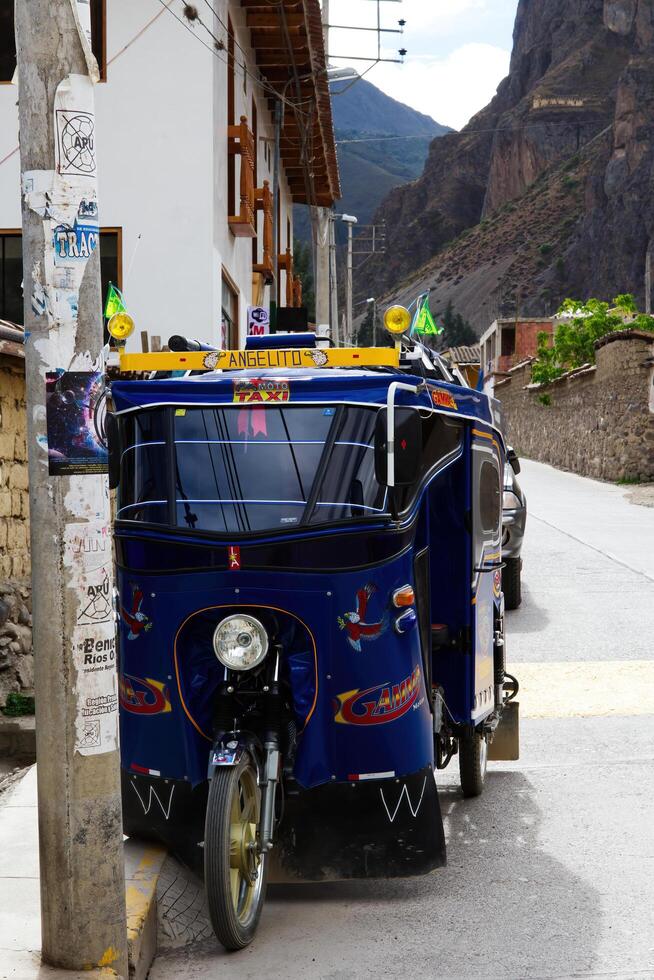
374,407,421,487
106,413,121,490
508,448,521,475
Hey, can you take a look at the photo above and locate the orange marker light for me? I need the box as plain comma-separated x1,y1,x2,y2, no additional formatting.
392,585,415,608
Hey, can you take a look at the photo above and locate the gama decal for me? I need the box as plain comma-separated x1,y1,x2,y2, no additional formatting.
431,389,458,411
119,674,172,715
334,665,422,726
233,378,290,404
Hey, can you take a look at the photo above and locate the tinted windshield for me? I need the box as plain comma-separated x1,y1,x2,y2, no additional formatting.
117,405,388,533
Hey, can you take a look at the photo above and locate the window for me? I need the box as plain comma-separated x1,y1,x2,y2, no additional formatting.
0,228,121,327
479,459,501,531
227,16,236,219
1,0,106,83
116,405,389,534
252,100,258,266
0,233,22,324
221,271,238,349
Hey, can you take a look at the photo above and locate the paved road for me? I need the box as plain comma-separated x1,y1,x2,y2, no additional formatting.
151,461,654,980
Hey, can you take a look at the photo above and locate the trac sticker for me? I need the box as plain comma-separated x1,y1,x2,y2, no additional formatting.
334,666,422,726
233,379,290,403
431,389,458,411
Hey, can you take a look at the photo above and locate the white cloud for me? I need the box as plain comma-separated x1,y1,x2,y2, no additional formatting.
355,42,511,129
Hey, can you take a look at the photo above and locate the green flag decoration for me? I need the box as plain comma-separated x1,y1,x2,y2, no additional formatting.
104,282,127,319
413,297,442,336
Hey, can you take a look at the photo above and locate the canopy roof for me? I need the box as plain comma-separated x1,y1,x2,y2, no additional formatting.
111,368,504,440
244,0,341,205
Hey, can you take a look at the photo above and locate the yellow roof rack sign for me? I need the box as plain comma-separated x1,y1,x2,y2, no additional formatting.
119,346,400,373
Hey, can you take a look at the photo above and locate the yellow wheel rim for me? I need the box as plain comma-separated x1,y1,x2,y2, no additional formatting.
228,766,262,922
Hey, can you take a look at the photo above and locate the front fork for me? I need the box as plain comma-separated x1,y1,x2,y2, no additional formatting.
208,648,282,854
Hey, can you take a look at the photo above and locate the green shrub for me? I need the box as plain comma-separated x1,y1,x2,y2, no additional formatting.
531,294,654,384
2,692,35,716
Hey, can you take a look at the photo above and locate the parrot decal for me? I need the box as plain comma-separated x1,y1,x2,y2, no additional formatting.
338,583,388,652
120,585,153,641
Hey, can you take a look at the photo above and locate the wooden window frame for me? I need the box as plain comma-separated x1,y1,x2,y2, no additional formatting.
221,265,239,349
0,226,122,318
1,0,107,83
227,16,236,220
100,226,123,288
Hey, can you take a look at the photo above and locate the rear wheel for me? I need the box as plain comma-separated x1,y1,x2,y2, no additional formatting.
503,556,522,610
459,729,488,798
204,752,267,950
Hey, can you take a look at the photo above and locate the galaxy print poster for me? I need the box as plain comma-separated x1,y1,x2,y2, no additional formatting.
45,371,108,476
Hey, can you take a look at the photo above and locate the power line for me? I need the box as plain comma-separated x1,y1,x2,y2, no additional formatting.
337,120,612,144
160,0,313,118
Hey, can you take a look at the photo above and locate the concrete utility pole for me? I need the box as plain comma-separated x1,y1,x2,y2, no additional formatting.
342,213,358,343
313,0,331,331
15,1,128,974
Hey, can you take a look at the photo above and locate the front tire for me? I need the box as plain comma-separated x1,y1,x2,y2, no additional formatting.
459,729,488,798
503,556,522,610
204,752,267,950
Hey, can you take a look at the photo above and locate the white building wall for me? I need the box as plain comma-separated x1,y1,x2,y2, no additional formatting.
0,0,297,352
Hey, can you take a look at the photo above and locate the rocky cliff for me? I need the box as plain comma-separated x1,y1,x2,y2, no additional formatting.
360,0,654,334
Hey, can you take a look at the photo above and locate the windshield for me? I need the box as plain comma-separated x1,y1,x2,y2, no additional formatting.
117,405,388,533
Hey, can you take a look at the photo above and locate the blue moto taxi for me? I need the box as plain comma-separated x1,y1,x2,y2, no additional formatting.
107,313,519,950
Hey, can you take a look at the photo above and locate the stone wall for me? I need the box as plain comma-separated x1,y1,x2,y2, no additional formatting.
496,331,654,481
0,352,31,706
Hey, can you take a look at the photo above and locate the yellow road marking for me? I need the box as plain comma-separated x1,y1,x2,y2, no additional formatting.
512,660,654,718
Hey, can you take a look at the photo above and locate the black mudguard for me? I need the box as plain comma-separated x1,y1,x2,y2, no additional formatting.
122,765,446,881
270,765,446,882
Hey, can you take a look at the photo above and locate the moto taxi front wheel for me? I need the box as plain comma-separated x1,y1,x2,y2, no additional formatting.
204,752,268,950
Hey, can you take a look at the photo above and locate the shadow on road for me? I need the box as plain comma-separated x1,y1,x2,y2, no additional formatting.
260,769,602,979
506,581,550,634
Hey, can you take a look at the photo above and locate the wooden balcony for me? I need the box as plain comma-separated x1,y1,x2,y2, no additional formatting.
277,248,294,306
228,116,256,238
253,179,274,280
292,275,303,308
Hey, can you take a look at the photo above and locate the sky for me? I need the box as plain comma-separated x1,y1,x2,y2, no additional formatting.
325,0,519,130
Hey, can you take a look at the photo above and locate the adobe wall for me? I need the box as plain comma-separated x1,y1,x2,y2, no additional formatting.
496,332,654,481
0,354,32,706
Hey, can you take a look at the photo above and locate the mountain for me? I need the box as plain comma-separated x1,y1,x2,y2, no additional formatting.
295,79,450,240
358,0,654,334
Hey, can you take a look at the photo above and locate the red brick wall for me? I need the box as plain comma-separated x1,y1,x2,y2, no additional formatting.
514,321,553,363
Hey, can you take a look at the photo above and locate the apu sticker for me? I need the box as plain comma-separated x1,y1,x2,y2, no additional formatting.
334,666,422,726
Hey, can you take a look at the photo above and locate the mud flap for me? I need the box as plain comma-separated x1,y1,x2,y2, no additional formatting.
269,766,446,883
488,700,520,761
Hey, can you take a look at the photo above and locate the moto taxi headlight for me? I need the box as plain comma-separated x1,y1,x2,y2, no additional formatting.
213,614,268,671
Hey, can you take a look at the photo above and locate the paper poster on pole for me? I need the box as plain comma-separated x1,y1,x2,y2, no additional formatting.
64,522,118,756
247,306,270,336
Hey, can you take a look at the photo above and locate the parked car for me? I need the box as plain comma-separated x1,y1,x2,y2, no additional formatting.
502,449,526,609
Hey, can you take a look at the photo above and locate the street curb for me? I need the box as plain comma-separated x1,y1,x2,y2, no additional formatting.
0,715,36,761
124,840,168,980
0,766,167,980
